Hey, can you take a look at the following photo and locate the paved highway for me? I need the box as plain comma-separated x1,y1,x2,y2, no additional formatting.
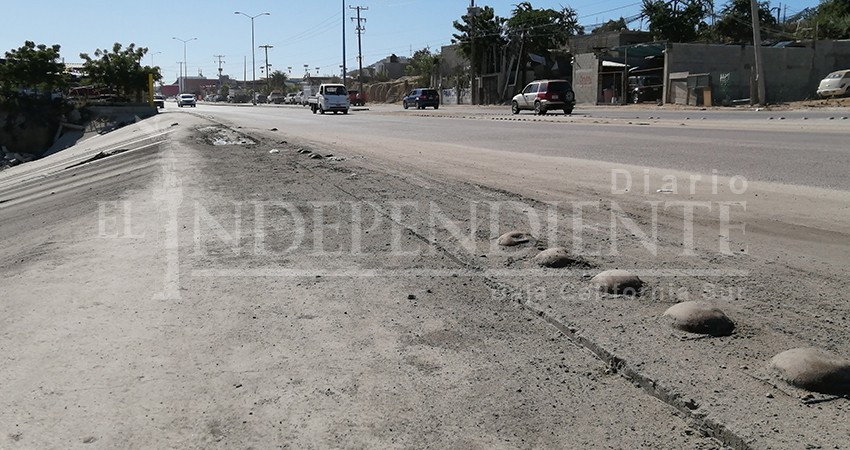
184,102,850,191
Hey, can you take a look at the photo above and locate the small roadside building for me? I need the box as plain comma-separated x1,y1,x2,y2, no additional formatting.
573,39,850,105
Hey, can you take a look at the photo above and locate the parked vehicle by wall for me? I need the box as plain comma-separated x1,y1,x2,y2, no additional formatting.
628,75,663,104
308,84,350,114
268,91,286,104
153,94,165,108
402,88,439,109
510,80,575,115
228,92,251,103
300,85,316,106
177,93,196,107
817,69,850,98
348,89,366,106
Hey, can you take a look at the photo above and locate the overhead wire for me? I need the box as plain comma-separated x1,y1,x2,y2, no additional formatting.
254,1,823,77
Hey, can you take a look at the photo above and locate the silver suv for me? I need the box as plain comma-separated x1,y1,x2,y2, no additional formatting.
511,80,575,115
177,93,196,107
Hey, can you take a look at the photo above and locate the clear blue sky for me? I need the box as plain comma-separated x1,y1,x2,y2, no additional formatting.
1,0,818,84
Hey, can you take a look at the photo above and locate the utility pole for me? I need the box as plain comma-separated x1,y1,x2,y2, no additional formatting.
750,0,766,105
350,5,368,95
468,1,480,105
214,55,226,91
177,61,184,92
259,44,273,91
342,0,347,88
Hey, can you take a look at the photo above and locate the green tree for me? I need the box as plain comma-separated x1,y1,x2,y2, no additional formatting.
811,0,850,38
268,70,289,91
452,5,506,76
714,0,778,43
505,2,583,88
593,18,629,33
642,0,713,42
0,41,66,98
80,43,161,101
505,2,583,55
405,47,440,86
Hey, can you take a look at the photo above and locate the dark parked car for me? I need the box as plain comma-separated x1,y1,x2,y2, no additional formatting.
628,75,663,103
403,88,439,109
511,80,575,115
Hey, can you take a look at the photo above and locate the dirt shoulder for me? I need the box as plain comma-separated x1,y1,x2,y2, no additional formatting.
220,113,850,449
3,107,848,448
0,117,721,449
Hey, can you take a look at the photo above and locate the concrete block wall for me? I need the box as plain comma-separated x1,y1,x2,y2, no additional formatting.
809,40,850,82
572,53,599,104
666,41,850,103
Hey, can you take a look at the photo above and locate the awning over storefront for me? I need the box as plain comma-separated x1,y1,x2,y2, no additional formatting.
610,42,667,60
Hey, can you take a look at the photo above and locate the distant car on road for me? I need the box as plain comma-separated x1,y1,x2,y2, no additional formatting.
511,80,575,115
153,94,165,108
816,69,850,98
177,93,196,107
402,88,439,109
285,93,297,104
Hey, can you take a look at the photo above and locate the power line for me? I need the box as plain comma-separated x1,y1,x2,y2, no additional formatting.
268,12,343,49
577,2,643,20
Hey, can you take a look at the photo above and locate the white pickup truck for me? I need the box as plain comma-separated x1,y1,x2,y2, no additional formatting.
308,83,350,115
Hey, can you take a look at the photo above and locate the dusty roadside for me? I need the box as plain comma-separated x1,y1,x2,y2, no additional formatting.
0,115,723,448
214,108,850,449
4,105,847,448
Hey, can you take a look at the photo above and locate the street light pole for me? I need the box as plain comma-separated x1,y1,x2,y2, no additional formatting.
172,37,197,93
235,11,270,105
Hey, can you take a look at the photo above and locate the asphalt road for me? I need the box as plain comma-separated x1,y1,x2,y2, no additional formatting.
187,102,850,191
